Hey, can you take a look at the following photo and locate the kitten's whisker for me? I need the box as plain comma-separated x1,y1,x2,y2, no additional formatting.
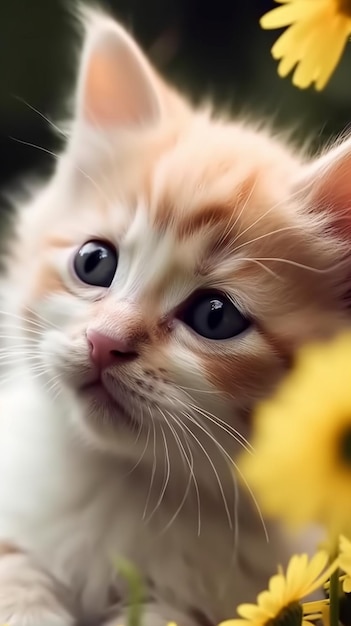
10,137,114,207
0,347,40,354
125,417,151,476
42,373,62,398
145,413,171,522
162,409,201,535
0,356,41,365
177,384,222,396
0,323,47,335
143,407,158,520
252,257,332,273
174,393,253,453
0,309,52,330
241,259,282,280
0,365,46,388
230,225,305,255
230,181,313,245
15,97,70,139
178,410,233,530
231,460,269,543
24,305,59,330
182,408,268,541
217,179,258,248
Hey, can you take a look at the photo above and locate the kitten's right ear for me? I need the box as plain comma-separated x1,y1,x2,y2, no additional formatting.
73,7,170,131
294,136,351,238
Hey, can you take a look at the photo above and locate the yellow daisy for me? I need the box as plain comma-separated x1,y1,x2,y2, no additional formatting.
219,551,334,626
260,0,351,90
238,332,351,535
339,535,351,592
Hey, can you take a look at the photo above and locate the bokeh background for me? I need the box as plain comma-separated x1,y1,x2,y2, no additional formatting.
0,0,351,202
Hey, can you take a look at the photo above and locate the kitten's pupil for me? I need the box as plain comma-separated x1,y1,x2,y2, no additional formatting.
73,240,118,288
181,293,251,340
85,249,104,273
208,299,224,330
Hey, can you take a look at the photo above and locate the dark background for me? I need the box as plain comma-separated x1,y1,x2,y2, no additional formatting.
0,0,351,197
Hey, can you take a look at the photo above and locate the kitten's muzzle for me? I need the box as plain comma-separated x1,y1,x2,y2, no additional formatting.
86,329,138,370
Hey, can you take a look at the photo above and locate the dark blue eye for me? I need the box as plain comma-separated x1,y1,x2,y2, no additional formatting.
181,293,250,340
73,240,118,287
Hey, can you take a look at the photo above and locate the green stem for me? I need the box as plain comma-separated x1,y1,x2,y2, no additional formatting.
329,566,340,626
117,559,145,626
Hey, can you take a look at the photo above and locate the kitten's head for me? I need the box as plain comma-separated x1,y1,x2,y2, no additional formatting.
4,9,351,473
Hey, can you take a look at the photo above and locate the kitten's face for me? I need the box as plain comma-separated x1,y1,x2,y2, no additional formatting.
4,10,350,467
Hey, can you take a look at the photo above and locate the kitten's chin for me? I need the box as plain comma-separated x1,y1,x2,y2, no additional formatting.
78,379,135,430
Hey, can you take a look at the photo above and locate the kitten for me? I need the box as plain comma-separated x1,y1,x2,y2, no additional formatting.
0,6,350,626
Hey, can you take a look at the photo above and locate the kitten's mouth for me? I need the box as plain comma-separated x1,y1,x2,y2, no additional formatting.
79,378,134,426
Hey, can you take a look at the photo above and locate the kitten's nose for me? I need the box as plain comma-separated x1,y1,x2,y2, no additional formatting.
86,329,138,369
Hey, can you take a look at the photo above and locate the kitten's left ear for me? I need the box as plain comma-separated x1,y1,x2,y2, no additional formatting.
74,7,183,131
295,137,351,238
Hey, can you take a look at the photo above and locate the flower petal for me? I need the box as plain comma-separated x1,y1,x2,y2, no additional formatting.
218,621,248,626
271,20,313,60
237,604,265,621
260,2,318,30
315,18,351,89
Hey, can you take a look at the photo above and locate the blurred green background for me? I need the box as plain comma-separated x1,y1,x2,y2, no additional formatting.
0,0,351,194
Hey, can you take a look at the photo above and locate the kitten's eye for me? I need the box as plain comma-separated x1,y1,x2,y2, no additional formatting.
180,293,250,340
73,240,118,287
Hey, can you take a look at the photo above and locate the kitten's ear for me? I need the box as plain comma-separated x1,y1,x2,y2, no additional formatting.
295,137,351,237
74,8,166,129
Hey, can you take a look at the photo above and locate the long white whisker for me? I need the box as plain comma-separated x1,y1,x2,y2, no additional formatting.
162,409,201,535
125,417,151,476
178,410,233,529
143,407,158,520
182,408,268,541
144,413,171,522
15,97,70,139
217,179,259,247
230,225,303,255
0,309,52,330
230,180,314,245
11,137,114,207
174,392,253,453
251,257,331,273
0,323,46,335
23,306,58,330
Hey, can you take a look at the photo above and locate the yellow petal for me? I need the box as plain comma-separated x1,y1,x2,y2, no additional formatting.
303,600,329,614
315,18,351,89
260,2,318,30
343,576,351,593
272,20,313,59
256,590,280,617
285,554,307,597
305,551,329,585
292,33,325,88
237,604,266,621
340,535,351,554
218,621,248,626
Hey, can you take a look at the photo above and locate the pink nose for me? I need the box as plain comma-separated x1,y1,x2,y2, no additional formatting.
86,329,137,369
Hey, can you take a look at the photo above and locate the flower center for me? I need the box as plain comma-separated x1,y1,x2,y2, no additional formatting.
339,426,351,464
337,0,351,17
265,602,303,626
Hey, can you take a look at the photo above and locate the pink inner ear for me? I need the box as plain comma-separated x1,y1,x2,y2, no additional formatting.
83,39,159,127
311,160,351,236
299,145,351,240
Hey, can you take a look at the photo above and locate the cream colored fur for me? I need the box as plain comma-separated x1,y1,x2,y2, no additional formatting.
0,6,350,626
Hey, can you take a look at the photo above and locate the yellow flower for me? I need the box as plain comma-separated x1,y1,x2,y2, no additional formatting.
239,332,351,535
219,552,334,626
339,535,351,592
260,0,351,90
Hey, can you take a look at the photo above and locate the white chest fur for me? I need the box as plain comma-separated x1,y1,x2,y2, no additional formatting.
0,375,316,623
